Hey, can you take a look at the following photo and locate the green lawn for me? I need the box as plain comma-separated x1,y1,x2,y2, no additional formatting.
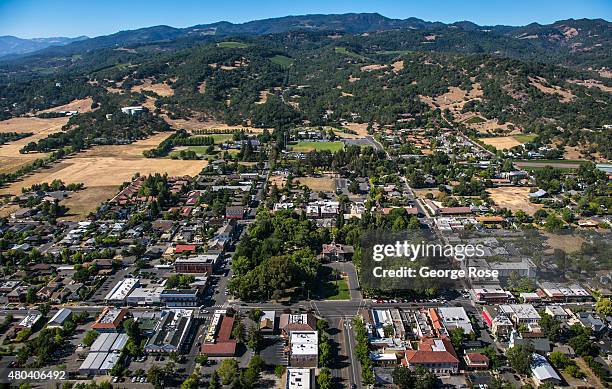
217,41,250,49
315,278,350,300
334,47,367,61
169,145,211,157
270,55,293,68
291,141,344,152
209,134,235,144
513,134,538,143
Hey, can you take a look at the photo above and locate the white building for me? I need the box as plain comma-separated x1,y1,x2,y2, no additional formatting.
286,368,313,389
500,304,541,326
289,331,318,367
104,278,139,304
437,307,474,334
120,106,145,115
126,287,164,306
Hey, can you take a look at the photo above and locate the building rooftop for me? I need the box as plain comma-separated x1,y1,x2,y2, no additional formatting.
290,331,318,356
287,368,312,389
104,278,139,302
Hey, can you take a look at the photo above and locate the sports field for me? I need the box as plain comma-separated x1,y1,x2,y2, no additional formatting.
291,141,344,152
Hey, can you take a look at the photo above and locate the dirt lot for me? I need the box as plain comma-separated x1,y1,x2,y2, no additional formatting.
391,60,404,73
481,136,522,150
38,97,94,113
268,175,287,189
294,177,337,192
542,232,585,255
0,133,206,219
0,116,69,174
131,79,174,97
487,187,542,215
413,188,442,199
163,116,266,133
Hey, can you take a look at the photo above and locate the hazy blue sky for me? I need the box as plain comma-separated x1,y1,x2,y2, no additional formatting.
0,0,610,38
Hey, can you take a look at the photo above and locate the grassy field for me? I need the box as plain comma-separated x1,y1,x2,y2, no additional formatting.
335,47,367,61
217,41,249,49
209,134,235,143
291,141,344,152
169,146,211,158
512,134,538,143
315,278,350,300
270,55,293,68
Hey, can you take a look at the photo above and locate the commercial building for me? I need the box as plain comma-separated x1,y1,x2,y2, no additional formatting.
174,254,219,274
437,307,474,335
160,289,200,307
90,333,129,353
279,313,317,337
201,310,237,357
79,352,121,376
499,304,541,326
289,331,318,367
104,278,139,305
126,287,164,306
402,337,459,374
286,368,314,389
144,310,193,354
17,313,43,329
91,308,128,332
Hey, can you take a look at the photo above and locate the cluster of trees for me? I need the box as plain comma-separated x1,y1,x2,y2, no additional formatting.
391,366,438,389
22,106,169,154
143,129,189,158
352,317,375,386
317,319,334,389
22,179,84,193
0,132,32,145
209,356,265,389
228,209,329,301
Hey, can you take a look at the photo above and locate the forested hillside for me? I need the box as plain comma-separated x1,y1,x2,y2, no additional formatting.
0,14,610,158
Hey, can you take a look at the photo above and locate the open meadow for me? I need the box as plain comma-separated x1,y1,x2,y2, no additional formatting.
0,132,206,219
0,116,69,174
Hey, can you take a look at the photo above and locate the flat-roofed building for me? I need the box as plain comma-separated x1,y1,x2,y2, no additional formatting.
437,307,474,335
289,331,318,367
201,310,237,356
104,278,139,305
144,310,193,354
126,287,164,306
286,368,314,389
17,313,43,329
174,254,219,274
499,304,541,326
160,289,199,307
